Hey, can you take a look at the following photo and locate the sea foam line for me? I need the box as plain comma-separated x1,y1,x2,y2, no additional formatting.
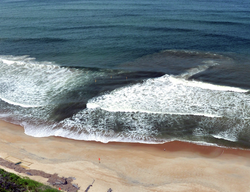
169,76,248,93
0,96,44,108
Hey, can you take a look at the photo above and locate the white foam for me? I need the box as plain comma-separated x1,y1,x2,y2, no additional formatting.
86,103,100,109
178,139,219,147
0,55,102,107
1,59,16,65
212,134,237,142
212,124,243,142
0,96,43,108
1,54,249,145
22,119,164,144
169,76,248,93
22,118,223,145
172,59,248,93
177,61,218,79
87,74,250,119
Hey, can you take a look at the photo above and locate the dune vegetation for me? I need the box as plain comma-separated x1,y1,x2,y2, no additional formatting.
0,168,60,192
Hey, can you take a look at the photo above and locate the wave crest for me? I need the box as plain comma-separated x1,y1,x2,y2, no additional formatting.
0,55,84,107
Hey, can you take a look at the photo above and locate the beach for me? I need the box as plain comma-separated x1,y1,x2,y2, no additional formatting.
0,119,250,192
1,0,250,191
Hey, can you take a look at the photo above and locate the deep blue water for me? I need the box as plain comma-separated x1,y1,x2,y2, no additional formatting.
1,0,250,67
0,0,250,148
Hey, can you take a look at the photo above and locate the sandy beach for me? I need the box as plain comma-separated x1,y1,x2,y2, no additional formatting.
1,119,250,192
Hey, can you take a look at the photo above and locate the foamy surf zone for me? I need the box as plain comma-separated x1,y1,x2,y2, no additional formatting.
0,51,250,148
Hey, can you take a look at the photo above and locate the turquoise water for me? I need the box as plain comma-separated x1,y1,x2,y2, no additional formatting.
1,0,250,148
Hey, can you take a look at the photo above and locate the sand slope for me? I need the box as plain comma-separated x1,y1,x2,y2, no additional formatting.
0,120,250,192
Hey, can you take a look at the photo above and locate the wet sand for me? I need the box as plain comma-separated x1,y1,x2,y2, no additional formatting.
1,119,250,192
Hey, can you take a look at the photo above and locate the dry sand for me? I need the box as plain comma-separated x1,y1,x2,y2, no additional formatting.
1,119,250,192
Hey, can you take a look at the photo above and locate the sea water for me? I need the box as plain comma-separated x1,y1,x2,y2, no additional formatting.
0,0,250,148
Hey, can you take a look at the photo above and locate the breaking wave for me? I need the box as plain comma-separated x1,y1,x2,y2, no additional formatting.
1,51,250,147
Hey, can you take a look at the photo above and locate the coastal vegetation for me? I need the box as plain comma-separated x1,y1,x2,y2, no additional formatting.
0,168,60,192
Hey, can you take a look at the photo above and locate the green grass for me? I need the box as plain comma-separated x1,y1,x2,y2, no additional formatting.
0,168,60,192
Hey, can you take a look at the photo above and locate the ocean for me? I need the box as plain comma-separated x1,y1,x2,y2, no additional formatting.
0,0,250,148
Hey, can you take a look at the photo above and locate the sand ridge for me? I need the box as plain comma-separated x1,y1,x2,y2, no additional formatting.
0,120,250,192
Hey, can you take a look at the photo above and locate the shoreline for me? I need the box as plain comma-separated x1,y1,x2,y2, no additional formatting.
1,119,250,191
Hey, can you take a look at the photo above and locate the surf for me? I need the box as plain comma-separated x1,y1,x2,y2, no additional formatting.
87,73,250,118
1,51,250,147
